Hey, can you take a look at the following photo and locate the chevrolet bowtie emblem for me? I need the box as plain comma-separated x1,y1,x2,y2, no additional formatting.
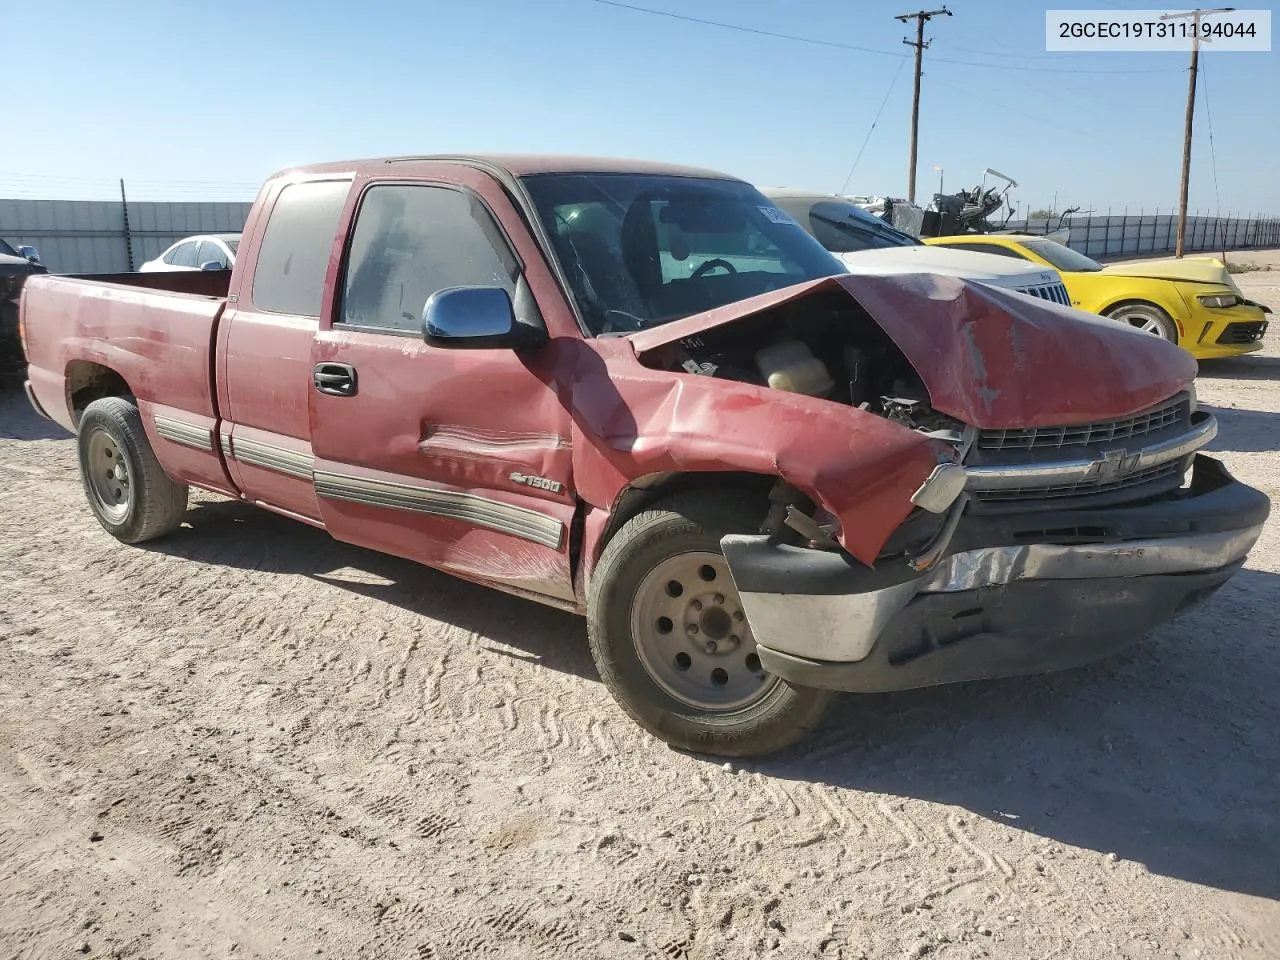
1091,448,1141,482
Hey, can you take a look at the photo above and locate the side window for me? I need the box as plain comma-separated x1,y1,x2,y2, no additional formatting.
252,180,350,316
340,184,518,333
166,241,199,267
196,240,227,268
943,241,1030,260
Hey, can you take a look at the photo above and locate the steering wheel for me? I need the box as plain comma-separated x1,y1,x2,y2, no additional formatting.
690,258,738,280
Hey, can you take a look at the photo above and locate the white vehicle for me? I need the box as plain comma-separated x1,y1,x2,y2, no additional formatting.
139,234,240,273
760,189,1070,305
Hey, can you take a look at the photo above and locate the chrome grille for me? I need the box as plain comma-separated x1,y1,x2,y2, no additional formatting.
978,393,1189,452
1016,281,1071,306
972,460,1184,504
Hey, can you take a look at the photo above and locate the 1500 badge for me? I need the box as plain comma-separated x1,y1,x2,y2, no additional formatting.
510,472,563,494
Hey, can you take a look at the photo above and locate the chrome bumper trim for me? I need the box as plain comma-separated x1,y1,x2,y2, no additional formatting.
919,526,1263,593
965,414,1217,492
733,520,1262,665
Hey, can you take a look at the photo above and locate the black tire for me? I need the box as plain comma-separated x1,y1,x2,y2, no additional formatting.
77,397,188,543
1104,301,1179,343
587,489,832,757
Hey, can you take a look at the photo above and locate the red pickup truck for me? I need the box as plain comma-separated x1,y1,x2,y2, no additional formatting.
20,155,1269,756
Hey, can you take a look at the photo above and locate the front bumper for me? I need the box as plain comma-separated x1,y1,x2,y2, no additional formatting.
723,455,1269,693
1187,302,1268,359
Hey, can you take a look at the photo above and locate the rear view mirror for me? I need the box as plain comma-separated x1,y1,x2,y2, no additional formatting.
423,286,546,350
18,245,40,264
660,199,746,234
199,261,224,271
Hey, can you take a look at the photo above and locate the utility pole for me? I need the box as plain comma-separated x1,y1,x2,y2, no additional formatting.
1161,7,1233,257
896,6,951,204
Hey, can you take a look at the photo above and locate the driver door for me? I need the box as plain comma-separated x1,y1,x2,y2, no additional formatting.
307,175,577,606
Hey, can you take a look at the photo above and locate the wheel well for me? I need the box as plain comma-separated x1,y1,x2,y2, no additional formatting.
598,471,778,555
1102,298,1165,316
66,361,133,426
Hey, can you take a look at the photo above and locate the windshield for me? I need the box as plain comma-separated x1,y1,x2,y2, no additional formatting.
0,238,17,257
806,199,920,252
1022,238,1102,273
521,173,844,335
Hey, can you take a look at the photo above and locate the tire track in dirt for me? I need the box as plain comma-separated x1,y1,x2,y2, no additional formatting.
5,383,1280,959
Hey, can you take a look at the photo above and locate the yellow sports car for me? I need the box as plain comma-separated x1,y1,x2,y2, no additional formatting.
925,233,1270,359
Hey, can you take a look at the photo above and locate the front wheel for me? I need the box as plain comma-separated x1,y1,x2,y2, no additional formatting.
1105,302,1179,343
587,490,832,757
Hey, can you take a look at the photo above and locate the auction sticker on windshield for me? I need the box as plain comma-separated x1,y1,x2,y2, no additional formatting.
758,205,798,225
1046,9,1271,51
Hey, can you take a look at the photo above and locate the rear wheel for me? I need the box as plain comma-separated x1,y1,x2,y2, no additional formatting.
587,490,832,757
1105,302,1179,343
77,397,188,543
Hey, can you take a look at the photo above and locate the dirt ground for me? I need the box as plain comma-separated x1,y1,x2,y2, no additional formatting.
2,251,1278,960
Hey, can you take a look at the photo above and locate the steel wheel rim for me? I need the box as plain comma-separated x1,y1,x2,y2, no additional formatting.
86,428,132,523
630,551,777,712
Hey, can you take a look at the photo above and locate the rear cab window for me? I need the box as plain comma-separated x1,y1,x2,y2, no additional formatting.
251,180,351,316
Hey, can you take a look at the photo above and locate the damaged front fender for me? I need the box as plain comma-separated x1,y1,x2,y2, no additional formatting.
568,337,953,567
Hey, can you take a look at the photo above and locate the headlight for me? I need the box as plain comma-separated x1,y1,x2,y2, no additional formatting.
1197,294,1240,308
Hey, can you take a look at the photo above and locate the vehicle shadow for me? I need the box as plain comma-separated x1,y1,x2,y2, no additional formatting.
751,566,1280,901
0,381,66,440
144,496,596,682
1205,404,1280,454
1200,355,1280,382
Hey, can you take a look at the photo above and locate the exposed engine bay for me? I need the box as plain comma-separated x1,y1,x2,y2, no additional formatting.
635,288,965,444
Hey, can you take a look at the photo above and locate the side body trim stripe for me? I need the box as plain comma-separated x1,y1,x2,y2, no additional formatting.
216,430,564,550
153,415,214,451
230,436,315,481
314,470,564,549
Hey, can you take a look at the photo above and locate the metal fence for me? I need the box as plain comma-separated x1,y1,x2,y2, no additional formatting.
0,198,252,274
6,197,1280,274
1007,213,1280,260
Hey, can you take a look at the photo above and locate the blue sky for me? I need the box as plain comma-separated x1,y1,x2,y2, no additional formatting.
4,0,1277,214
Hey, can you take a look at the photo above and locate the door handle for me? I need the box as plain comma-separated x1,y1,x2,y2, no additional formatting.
313,363,358,397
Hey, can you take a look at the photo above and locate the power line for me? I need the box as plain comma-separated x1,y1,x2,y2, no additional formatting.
840,56,909,194
925,74,1107,145
588,0,904,58
584,0,1184,73
1199,52,1224,254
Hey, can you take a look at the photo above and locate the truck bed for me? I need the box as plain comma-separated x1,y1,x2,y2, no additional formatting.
21,271,229,437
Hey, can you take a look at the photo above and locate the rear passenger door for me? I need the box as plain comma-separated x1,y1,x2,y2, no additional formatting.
217,177,352,525
307,173,577,606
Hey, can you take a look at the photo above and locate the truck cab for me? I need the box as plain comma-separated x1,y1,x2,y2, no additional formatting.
19,156,1269,757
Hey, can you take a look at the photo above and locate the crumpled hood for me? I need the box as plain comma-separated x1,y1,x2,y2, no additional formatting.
839,246,1060,288
1101,255,1238,290
629,272,1196,429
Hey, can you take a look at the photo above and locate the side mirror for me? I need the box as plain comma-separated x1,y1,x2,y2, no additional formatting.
422,285,546,350
199,260,224,271
18,245,40,264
